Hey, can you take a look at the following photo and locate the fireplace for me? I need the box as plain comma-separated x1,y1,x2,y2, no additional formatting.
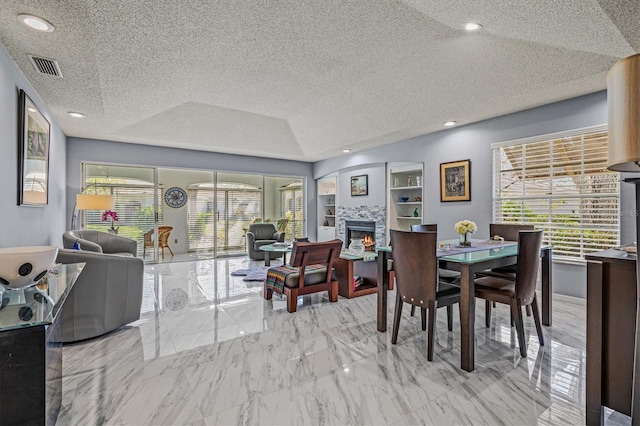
345,220,376,251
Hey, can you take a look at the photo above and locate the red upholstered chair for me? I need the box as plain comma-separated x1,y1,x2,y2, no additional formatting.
264,239,342,313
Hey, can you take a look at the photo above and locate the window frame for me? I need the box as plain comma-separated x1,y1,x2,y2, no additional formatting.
491,124,620,262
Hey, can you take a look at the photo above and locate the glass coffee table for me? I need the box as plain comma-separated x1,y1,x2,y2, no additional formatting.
260,243,292,266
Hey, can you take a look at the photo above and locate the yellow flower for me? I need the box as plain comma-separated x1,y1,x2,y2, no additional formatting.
454,220,477,235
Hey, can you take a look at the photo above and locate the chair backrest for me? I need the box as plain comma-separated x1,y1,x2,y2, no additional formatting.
290,239,343,282
158,228,172,246
248,223,277,239
144,226,173,244
390,230,438,304
276,218,290,233
515,230,543,301
411,224,438,232
490,223,534,242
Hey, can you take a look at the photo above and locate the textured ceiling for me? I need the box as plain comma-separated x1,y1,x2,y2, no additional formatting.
0,0,638,162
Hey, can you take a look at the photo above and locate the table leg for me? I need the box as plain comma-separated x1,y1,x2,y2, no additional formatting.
460,264,475,372
264,251,271,267
542,247,552,326
283,252,287,266
377,251,389,332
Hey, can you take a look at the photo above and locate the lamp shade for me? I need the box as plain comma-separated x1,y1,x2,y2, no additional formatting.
607,53,640,172
76,194,115,210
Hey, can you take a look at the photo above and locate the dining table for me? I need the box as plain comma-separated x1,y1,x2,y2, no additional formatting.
376,238,553,372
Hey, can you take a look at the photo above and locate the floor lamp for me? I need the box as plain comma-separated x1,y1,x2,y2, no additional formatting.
71,187,115,230
608,52,640,422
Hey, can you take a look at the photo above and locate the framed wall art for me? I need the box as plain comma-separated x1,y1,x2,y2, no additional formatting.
440,159,471,202
350,174,368,196
18,90,50,206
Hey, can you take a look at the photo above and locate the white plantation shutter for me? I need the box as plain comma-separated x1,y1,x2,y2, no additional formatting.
492,127,619,260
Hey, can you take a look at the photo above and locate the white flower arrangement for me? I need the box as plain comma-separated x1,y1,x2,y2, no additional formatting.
454,220,477,235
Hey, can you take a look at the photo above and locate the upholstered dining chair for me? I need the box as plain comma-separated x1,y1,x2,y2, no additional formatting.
480,223,536,318
408,224,460,319
143,226,174,259
474,230,544,357
264,239,342,313
390,230,460,360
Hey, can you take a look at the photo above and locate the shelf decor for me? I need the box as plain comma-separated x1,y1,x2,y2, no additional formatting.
440,159,471,202
18,90,50,206
351,174,368,196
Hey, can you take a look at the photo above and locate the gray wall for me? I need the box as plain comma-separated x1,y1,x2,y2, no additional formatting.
66,138,316,238
0,43,67,248
338,163,386,208
314,91,635,298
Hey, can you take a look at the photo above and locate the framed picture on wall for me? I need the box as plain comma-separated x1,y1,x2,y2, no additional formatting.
351,174,368,196
440,159,471,202
18,89,50,206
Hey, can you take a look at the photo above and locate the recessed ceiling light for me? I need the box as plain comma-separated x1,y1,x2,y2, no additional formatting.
464,22,482,31
68,111,86,118
343,149,351,153
27,107,36,113
18,14,55,32
444,121,457,127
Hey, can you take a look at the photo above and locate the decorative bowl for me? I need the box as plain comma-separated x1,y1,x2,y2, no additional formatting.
399,197,409,202
0,246,58,290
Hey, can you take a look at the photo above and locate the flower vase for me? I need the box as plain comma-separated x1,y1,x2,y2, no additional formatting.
349,238,365,254
459,232,471,247
108,228,119,235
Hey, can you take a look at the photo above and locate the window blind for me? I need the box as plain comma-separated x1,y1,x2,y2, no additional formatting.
492,128,619,259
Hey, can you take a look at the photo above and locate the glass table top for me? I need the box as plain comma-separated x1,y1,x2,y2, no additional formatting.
0,262,84,332
376,239,550,265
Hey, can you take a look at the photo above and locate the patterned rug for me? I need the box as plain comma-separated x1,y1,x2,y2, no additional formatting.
230,265,273,281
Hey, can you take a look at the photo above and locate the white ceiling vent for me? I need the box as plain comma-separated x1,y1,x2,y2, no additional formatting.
27,54,63,77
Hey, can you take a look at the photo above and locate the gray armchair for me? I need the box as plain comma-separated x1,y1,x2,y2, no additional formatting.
63,230,137,256
246,223,285,260
56,231,143,342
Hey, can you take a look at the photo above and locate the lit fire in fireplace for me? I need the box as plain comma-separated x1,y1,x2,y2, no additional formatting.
363,235,375,251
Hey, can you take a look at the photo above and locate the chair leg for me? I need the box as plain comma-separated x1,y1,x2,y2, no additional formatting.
420,307,427,331
427,300,436,361
531,296,544,346
285,288,298,313
391,291,403,344
526,305,532,317
328,281,338,303
511,300,527,357
161,247,165,260
485,300,492,328
263,284,273,300
167,245,174,257
411,305,416,317
143,246,146,257
447,305,453,331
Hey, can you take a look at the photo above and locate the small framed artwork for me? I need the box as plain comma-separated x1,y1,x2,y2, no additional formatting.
440,159,471,202
18,89,50,206
351,174,368,196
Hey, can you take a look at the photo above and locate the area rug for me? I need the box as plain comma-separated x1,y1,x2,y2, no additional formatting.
231,265,272,281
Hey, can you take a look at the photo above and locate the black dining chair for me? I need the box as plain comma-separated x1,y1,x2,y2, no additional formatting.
474,230,544,357
390,230,460,360
409,224,460,325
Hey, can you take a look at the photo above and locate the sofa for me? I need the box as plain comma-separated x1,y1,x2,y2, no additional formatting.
56,231,143,342
246,223,285,260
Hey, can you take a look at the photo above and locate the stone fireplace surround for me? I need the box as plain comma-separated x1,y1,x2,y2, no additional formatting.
337,205,386,248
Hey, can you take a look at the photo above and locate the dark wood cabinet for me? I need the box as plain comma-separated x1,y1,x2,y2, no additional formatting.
586,249,637,425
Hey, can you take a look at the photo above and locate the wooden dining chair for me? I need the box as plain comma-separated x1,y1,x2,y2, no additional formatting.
480,223,536,318
474,230,544,357
409,224,460,322
390,230,460,360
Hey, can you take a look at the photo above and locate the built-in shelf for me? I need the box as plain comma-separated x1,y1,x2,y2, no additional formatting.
388,162,424,235
390,186,422,191
318,176,338,240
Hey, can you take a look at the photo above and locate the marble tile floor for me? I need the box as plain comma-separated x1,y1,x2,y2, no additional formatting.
56,257,624,425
